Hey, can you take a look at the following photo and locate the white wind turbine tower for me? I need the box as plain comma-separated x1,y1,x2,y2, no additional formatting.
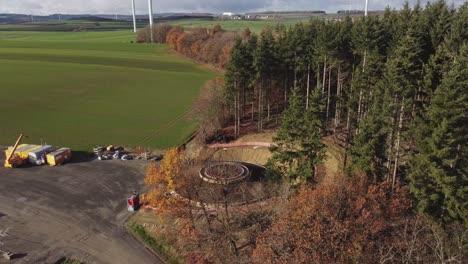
365,0,369,16
131,0,137,33
148,0,154,43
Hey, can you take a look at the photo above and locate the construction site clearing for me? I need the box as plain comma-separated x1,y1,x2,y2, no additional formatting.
0,155,162,263
0,139,164,263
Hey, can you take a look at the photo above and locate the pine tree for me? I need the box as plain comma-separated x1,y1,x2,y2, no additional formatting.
274,25,291,106
445,3,468,59
254,28,277,131
422,0,453,55
383,20,424,185
301,88,327,180
381,7,401,57
408,44,468,225
420,2,459,115
269,87,325,183
225,39,243,137
350,82,388,180
245,34,258,121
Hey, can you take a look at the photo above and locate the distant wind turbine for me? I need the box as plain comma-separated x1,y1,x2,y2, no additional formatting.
148,0,154,43
365,0,369,16
131,0,137,33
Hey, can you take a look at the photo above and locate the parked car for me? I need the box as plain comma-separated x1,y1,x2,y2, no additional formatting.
113,151,121,160
121,155,133,160
149,155,163,161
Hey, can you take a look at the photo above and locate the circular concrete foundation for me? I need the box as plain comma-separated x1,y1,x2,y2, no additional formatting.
199,161,251,185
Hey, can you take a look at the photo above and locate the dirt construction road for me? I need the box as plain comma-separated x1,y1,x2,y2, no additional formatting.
0,160,162,264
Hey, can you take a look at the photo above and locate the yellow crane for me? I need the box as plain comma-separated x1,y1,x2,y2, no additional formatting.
4,134,27,168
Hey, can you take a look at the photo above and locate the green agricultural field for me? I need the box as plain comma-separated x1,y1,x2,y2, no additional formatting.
169,19,306,33
0,30,217,151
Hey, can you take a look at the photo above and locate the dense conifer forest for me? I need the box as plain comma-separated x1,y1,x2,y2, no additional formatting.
224,1,467,225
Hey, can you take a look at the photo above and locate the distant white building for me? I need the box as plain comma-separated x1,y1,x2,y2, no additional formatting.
222,12,234,16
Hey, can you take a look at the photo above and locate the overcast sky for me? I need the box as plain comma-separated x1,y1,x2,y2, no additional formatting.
0,0,463,15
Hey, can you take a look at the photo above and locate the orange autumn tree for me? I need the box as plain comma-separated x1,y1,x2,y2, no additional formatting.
166,27,184,49
252,174,410,263
143,147,185,213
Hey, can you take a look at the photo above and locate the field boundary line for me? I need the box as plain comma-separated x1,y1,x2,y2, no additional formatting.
136,109,191,146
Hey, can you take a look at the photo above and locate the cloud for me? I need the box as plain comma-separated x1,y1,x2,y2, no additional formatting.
0,0,464,15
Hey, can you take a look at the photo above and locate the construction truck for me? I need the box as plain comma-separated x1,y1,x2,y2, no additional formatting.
4,134,27,168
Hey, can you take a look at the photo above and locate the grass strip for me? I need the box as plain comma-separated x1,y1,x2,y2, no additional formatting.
127,222,183,264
